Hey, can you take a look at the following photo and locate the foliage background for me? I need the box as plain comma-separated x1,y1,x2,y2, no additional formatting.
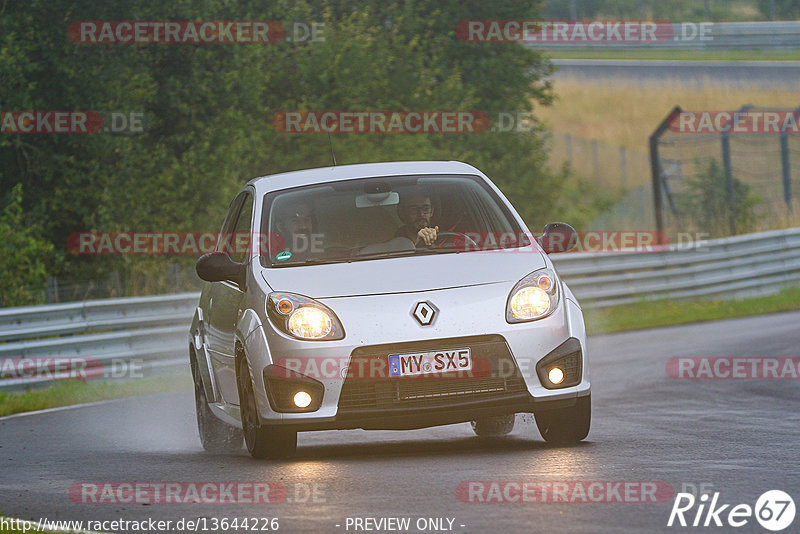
0,0,633,304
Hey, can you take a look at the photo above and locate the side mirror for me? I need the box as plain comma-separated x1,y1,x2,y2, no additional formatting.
196,252,247,289
538,222,577,254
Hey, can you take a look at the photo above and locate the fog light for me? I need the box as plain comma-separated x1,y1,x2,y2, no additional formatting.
548,367,565,385
293,391,312,408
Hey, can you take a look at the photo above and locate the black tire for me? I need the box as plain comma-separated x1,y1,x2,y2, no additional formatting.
237,355,297,459
191,351,243,453
535,395,591,443
471,414,515,436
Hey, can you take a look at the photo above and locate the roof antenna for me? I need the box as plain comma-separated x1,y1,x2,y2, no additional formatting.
327,132,337,166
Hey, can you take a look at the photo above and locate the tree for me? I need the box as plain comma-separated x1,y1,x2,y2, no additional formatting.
1,0,563,296
757,0,800,19
0,184,54,306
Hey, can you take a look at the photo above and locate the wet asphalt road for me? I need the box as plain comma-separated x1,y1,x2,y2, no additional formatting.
2,311,799,533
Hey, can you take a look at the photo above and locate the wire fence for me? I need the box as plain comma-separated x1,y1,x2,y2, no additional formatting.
547,131,652,190
546,131,657,231
18,263,202,305
651,105,800,240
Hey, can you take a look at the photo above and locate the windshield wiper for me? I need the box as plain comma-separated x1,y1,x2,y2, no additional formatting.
350,249,419,261
269,256,346,267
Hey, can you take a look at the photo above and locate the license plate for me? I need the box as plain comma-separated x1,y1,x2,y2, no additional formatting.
388,348,471,377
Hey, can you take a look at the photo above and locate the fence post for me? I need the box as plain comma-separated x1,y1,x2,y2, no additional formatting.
565,134,573,168
780,132,792,211
46,277,59,303
108,271,122,297
168,264,180,292
649,107,682,246
620,146,628,188
721,132,735,235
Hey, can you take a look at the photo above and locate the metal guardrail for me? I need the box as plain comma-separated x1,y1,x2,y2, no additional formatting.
0,294,198,391
0,293,198,341
1,228,799,390
551,227,800,307
525,21,800,50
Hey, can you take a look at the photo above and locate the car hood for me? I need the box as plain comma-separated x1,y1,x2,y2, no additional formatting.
260,249,548,298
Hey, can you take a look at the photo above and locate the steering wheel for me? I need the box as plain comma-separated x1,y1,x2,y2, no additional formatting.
431,231,480,250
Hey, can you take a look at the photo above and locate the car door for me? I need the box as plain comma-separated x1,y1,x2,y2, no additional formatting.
205,189,254,404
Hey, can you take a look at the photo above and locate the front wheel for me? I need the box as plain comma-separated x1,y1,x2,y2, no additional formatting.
237,355,297,459
192,352,243,453
535,396,591,443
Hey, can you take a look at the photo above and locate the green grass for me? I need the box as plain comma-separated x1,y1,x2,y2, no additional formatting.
546,49,800,61
0,374,192,418
585,286,800,335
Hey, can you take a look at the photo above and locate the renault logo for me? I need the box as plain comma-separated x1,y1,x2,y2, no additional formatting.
412,301,437,326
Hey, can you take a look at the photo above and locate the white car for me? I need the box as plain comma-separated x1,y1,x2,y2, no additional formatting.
190,161,589,458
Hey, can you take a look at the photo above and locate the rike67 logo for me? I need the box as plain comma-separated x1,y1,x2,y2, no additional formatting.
668,489,795,531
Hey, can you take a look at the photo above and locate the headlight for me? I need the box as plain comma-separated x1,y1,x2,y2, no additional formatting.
506,268,560,322
267,292,345,340
288,307,332,339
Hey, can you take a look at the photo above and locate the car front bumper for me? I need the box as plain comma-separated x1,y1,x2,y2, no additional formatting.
234,281,590,430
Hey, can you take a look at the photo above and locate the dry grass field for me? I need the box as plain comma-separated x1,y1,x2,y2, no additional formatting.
538,77,800,230
538,78,800,150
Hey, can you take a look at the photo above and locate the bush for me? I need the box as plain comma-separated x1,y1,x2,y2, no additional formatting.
0,184,54,306
676,159,762,237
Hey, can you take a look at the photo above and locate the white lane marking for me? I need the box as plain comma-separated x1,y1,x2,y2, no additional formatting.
0,399,125,421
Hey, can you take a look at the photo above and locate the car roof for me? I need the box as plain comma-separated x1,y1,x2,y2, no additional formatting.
246,161,483,194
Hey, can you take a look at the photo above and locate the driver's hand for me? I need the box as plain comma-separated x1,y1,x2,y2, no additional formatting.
417,226,438,246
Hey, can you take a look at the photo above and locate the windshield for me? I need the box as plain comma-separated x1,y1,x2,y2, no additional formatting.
260,174,529,267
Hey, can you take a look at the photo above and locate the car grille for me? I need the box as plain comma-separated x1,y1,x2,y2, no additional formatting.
337,335,527,413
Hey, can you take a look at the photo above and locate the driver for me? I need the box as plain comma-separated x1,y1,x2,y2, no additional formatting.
273,201,320,258
395,192,439,246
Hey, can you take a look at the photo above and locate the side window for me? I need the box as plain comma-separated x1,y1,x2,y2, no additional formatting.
229,193,254,263
217,193,244,252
